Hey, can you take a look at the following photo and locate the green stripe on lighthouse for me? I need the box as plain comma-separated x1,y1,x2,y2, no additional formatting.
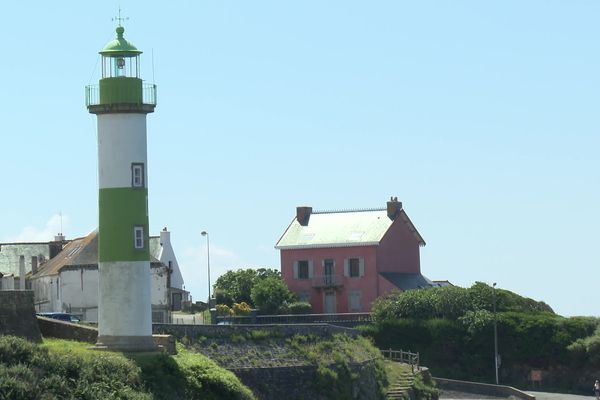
99,187,149,262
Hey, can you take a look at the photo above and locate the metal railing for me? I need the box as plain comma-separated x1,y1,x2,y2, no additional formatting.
215,312,373,326
312,275,343,288
381,348,420,373
85,83,157,106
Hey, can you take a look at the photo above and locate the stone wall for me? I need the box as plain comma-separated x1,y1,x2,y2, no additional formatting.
38,317,176,354
37,316,98,343
152,323,358,340
231,359,384,400
0,290,42,342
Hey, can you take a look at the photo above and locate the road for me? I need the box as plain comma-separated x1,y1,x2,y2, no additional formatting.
440,390,593,399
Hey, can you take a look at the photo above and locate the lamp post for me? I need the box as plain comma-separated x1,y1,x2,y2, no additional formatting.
493,282,499,385
201,231,211,305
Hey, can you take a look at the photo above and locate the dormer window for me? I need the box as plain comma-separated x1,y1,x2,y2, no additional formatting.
132,163,144,187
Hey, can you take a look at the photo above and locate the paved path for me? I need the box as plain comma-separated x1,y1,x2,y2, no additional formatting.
439,389,512,399
528,392,593,400
440,389,593,399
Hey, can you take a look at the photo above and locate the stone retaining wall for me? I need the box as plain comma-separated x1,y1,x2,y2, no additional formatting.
0,291,41,342
231,359,384,400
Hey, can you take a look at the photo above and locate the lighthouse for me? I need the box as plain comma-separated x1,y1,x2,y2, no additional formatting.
86,23,157,351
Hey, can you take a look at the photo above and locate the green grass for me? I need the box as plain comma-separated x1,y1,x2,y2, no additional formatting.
0,335,255,400
383,360,413,388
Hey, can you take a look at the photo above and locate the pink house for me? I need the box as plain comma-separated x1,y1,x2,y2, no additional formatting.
275,198,434,314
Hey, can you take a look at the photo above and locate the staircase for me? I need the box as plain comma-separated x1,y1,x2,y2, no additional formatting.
386,366,415,399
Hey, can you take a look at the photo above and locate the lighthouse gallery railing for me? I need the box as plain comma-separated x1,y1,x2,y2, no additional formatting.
85,83,157,107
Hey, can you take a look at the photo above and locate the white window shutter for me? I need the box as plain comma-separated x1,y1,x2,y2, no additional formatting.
344,259,349,277
359,258,365,277
308,261,314,278
293,261,298,279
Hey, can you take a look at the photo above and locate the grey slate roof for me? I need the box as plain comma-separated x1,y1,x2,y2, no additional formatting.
32,230,161,278
379,272,435,291
275,208,425,249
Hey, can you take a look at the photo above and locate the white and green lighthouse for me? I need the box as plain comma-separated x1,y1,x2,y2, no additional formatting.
86,24,157,351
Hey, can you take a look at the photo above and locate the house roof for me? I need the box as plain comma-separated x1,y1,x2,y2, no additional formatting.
379,272,435,291
32,230,161,278
32,232,99,278
275,208,425,250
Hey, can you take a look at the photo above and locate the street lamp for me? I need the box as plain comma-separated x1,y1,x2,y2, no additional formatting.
201,231,211,305
493,282,499,385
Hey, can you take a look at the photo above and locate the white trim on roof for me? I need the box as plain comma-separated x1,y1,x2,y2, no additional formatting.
275,241,380,250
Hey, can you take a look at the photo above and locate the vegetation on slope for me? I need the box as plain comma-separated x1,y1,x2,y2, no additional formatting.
183,330,388,399
361,282,600,393
0,335,254,400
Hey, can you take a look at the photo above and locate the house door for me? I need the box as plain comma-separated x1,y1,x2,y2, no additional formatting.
172,293,182,311
324,291,336,314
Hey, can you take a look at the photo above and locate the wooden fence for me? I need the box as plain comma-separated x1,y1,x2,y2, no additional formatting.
381,348,420,373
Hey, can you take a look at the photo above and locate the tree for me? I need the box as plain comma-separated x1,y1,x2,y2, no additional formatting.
251,276,295,315
213,268,281,307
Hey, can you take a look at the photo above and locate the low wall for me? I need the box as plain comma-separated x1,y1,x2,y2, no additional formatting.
37,316,98,343
0,291,42,342
434,377,535,400
152,323,358,340
38,317,175,354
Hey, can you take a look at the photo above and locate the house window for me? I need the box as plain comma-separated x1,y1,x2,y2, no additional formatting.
349,290,362,312
131,163,145,188
134,226,144,249
297,260,309,279
349,258,360,278
324,259,335,285
345,257,364,278
298,291,310,303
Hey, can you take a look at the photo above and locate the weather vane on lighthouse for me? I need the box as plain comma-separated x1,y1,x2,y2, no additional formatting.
112,7,129,27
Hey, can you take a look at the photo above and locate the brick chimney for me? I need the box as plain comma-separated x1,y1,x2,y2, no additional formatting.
387,197,402,220
296,206,313,226
31,256,38,275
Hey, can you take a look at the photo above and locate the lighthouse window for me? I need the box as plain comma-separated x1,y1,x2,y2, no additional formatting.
134,226,144,249
131,163,145,187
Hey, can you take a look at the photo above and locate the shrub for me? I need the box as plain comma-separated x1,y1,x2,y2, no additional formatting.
251,276,295,315
287,301,312,314
232,302,252,316
216,304,233,316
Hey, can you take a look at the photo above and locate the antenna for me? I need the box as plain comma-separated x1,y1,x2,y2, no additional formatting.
112,7,129,27
59,211,63,235
152,48,156,83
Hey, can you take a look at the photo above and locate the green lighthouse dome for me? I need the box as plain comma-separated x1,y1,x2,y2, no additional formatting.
100,26,142,56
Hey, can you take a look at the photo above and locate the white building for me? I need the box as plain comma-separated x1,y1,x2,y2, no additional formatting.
29,228,188,323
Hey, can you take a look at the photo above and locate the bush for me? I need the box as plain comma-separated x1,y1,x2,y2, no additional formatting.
372,282,554,323
287,301,312,314
232,302,252,316
216,304,233,316
0,336,256,400
251,276,295,315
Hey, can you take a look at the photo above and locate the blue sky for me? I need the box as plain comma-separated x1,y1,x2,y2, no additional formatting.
1,1,598,317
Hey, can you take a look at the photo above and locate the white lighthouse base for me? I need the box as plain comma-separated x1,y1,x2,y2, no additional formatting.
96,260,156,352
95,335,157,352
